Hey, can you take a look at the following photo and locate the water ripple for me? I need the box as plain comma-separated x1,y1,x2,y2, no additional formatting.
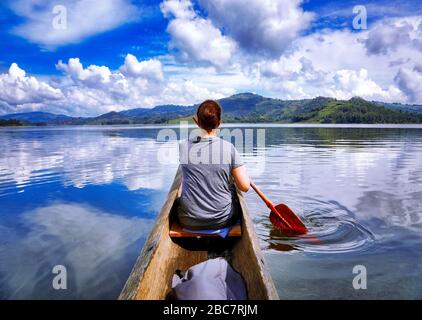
257,199,376,254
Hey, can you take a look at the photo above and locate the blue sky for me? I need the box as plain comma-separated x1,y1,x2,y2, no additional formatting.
0,0,421,116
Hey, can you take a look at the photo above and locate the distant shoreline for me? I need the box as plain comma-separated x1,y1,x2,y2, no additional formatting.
3,123,422,130
1,93,422,127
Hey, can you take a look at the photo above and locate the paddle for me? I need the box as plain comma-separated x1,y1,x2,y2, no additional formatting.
250,181,308,235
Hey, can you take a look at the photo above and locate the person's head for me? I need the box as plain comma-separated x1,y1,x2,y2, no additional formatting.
193,100,222,132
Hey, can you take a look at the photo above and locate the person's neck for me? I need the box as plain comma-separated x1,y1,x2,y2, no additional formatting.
200,129,217,138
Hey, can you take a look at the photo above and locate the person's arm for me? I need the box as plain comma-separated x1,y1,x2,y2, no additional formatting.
232,165,250,192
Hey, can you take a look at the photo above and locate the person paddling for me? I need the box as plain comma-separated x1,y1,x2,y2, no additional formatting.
177,100,250,230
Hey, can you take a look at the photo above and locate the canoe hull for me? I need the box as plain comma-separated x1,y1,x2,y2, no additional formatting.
119,171,279,300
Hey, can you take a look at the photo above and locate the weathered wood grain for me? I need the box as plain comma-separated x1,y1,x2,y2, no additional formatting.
119,168,279,300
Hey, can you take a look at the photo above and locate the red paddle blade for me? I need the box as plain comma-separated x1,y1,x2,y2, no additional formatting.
270,203,308,235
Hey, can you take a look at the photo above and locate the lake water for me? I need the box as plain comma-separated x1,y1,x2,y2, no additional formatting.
0,124,421,299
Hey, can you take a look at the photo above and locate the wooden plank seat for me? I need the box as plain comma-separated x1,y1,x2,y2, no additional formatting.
169,219,242,238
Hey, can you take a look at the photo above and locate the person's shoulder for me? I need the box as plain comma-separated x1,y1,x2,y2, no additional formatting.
179,137,202,149
216,137,238,153
216,136,233,146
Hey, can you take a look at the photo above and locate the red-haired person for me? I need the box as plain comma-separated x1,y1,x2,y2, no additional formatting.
178,100,250,229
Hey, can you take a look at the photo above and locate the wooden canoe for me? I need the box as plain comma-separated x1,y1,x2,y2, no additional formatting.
119,170,279,300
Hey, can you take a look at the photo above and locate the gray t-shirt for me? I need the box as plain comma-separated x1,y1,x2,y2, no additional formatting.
178,136,244,229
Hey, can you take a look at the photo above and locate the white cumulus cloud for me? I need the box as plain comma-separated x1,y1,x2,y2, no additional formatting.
2,11,422,116
328,69,405,102
160,0,314,65
0,63,63,106
160,0,236,67
395,65,422,103
56,58,113,88
256,16,422,103
55,55,166,114
363,18,422,55
10,0,140,48
200,0,314,57
0,55,238,116
119,54,164,81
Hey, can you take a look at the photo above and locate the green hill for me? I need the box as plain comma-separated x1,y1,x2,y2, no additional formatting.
216,95,422,124
2,93,422,125
305,98,422,124
99,94,422,125
0,119,24,126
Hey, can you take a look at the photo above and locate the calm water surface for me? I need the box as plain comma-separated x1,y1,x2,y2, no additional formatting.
0,124,421,299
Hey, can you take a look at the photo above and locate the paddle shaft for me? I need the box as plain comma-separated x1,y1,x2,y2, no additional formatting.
250,182,274,208
250,181,294,229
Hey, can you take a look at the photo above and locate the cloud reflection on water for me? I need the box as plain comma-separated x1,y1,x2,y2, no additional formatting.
248,132,422,232
0,129,179,194
1,126,422,299
0,202,151,299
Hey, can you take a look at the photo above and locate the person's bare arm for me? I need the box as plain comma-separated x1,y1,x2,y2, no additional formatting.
232,165,250,192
